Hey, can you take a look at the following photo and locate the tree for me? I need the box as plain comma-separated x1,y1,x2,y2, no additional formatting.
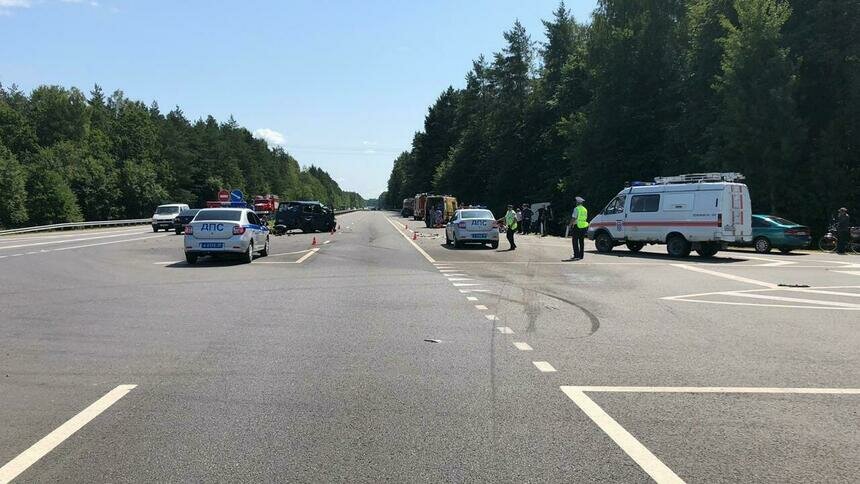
712,0,803,213
0,142,28,227
26,167,82,225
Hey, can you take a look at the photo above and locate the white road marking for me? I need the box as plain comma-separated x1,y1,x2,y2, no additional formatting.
0,230,150,251
446,277,473,281
560,388,684,484
533,361,557,372
834,270,860,276
496,326,514,334
740,254,795,267
152,261,180,265
485,314,498,320
267,249,315,257
561,386,860,394
323,240,331,244
295,248,320,264
453,283,481,287
672,263,777,288
385,217,436,263
466,296,478,301
0,384,137,483
459,289,491,293
0,227,145,243
513,342,533,351
727,292,860,308
441,273,467,277
474,304,488,310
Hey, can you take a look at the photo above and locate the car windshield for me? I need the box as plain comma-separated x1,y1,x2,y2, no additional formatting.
179,210,199,217
460,210,493,219
193,210,242,221
764,216,796,226
155,206,180,215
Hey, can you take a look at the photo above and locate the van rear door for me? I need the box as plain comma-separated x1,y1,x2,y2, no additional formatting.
722,184,752,241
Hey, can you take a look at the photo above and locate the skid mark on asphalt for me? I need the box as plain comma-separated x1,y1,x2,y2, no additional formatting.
560,385,860,484
0,384,137,483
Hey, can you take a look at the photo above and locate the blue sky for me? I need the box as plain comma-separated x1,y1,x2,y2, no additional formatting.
0,0,597,198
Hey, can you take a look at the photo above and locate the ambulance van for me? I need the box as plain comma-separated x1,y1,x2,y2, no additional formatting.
587,173,752,257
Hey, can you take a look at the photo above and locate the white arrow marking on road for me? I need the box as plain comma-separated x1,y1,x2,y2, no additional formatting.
0,385,137,483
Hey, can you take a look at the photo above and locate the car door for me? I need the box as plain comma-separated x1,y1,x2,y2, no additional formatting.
246,212,263,246
599,194,627,240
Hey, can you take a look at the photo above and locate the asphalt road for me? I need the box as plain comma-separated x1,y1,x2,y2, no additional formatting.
1,211,858,483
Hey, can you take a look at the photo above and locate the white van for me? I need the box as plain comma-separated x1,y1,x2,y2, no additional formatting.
587,173,752,257
151,203,190,232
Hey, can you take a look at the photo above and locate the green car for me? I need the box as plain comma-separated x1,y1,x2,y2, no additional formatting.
748,214,811,253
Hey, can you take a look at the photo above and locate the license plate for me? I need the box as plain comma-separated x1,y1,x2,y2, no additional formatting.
471,233,486,239
200,242,223,249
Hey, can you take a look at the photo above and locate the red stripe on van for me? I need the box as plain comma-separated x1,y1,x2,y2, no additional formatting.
590,221,721,227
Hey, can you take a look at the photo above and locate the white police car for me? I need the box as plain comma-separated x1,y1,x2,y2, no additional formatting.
183,208,269,264
445,208,499,249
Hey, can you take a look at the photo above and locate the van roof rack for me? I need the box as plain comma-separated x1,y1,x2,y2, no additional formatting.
653,172,745,184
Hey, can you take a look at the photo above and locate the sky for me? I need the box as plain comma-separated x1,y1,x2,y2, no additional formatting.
0,0,598,198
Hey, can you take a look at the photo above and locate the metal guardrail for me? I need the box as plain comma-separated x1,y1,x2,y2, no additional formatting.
0,219,150,236
0,210,364,236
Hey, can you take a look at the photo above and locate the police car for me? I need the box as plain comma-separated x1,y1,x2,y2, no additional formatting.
445,208,499,249
183,208,269,264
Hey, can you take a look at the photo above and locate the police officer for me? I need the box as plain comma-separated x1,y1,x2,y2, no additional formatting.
498,205,518,250
570,196,588,260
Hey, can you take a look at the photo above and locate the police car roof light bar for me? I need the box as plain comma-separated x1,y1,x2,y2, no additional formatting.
653,172,745,184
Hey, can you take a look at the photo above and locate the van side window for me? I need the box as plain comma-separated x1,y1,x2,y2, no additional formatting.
603,195,626,215
630,194,660,212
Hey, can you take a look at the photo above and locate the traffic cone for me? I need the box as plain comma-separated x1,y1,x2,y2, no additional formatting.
312,236,317,246
330,227,335,235
412,231,418,241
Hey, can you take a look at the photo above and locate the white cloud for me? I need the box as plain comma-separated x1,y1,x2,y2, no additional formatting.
361,140,377,146
0,0,30,15
253,128,285,147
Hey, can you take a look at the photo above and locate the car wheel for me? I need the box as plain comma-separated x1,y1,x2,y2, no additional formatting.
243,242,254,264
259,237,269,257
185,253,197,265
595,232,614,253
152,226,158,232
754,237,772,254
454,234,464,249
175,228,182,235
625,241,645,253
667,235,691,257
445,231,452,246
778,248,793,254
490,241,499,249
696,242,720,258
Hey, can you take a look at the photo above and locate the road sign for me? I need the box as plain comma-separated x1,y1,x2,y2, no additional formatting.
218,189,229,202
230,189,244,203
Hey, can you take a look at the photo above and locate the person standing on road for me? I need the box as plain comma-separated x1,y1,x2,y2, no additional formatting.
570,196,588,260
515,208,523,234
498,205,518,250
522,204,533,235
836,207,850,254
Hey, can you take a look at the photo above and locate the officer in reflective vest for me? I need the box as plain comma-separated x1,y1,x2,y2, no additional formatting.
498,204,518,250
570,196,588,260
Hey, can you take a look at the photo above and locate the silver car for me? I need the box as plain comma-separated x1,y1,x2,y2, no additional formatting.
183,208,270,264
445,209,499,249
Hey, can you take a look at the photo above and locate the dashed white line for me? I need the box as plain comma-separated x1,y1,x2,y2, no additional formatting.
0,384,137,483
474,304,488,310
532,361,557,372
459,289,491,293
453,283,481,287
447,277,473,281
485,314,498,320
466,296,478,301
513,342,533,351
496,326,514,334
834,270,860,276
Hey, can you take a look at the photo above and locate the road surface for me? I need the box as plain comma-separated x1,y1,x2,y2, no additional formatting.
1,211,858,482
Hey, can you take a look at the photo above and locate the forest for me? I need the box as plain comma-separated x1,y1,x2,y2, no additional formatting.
0,84,364,228
383,0,858,234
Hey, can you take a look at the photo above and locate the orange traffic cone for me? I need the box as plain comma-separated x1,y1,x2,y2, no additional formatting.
412,231,418,241
312,236,317,246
